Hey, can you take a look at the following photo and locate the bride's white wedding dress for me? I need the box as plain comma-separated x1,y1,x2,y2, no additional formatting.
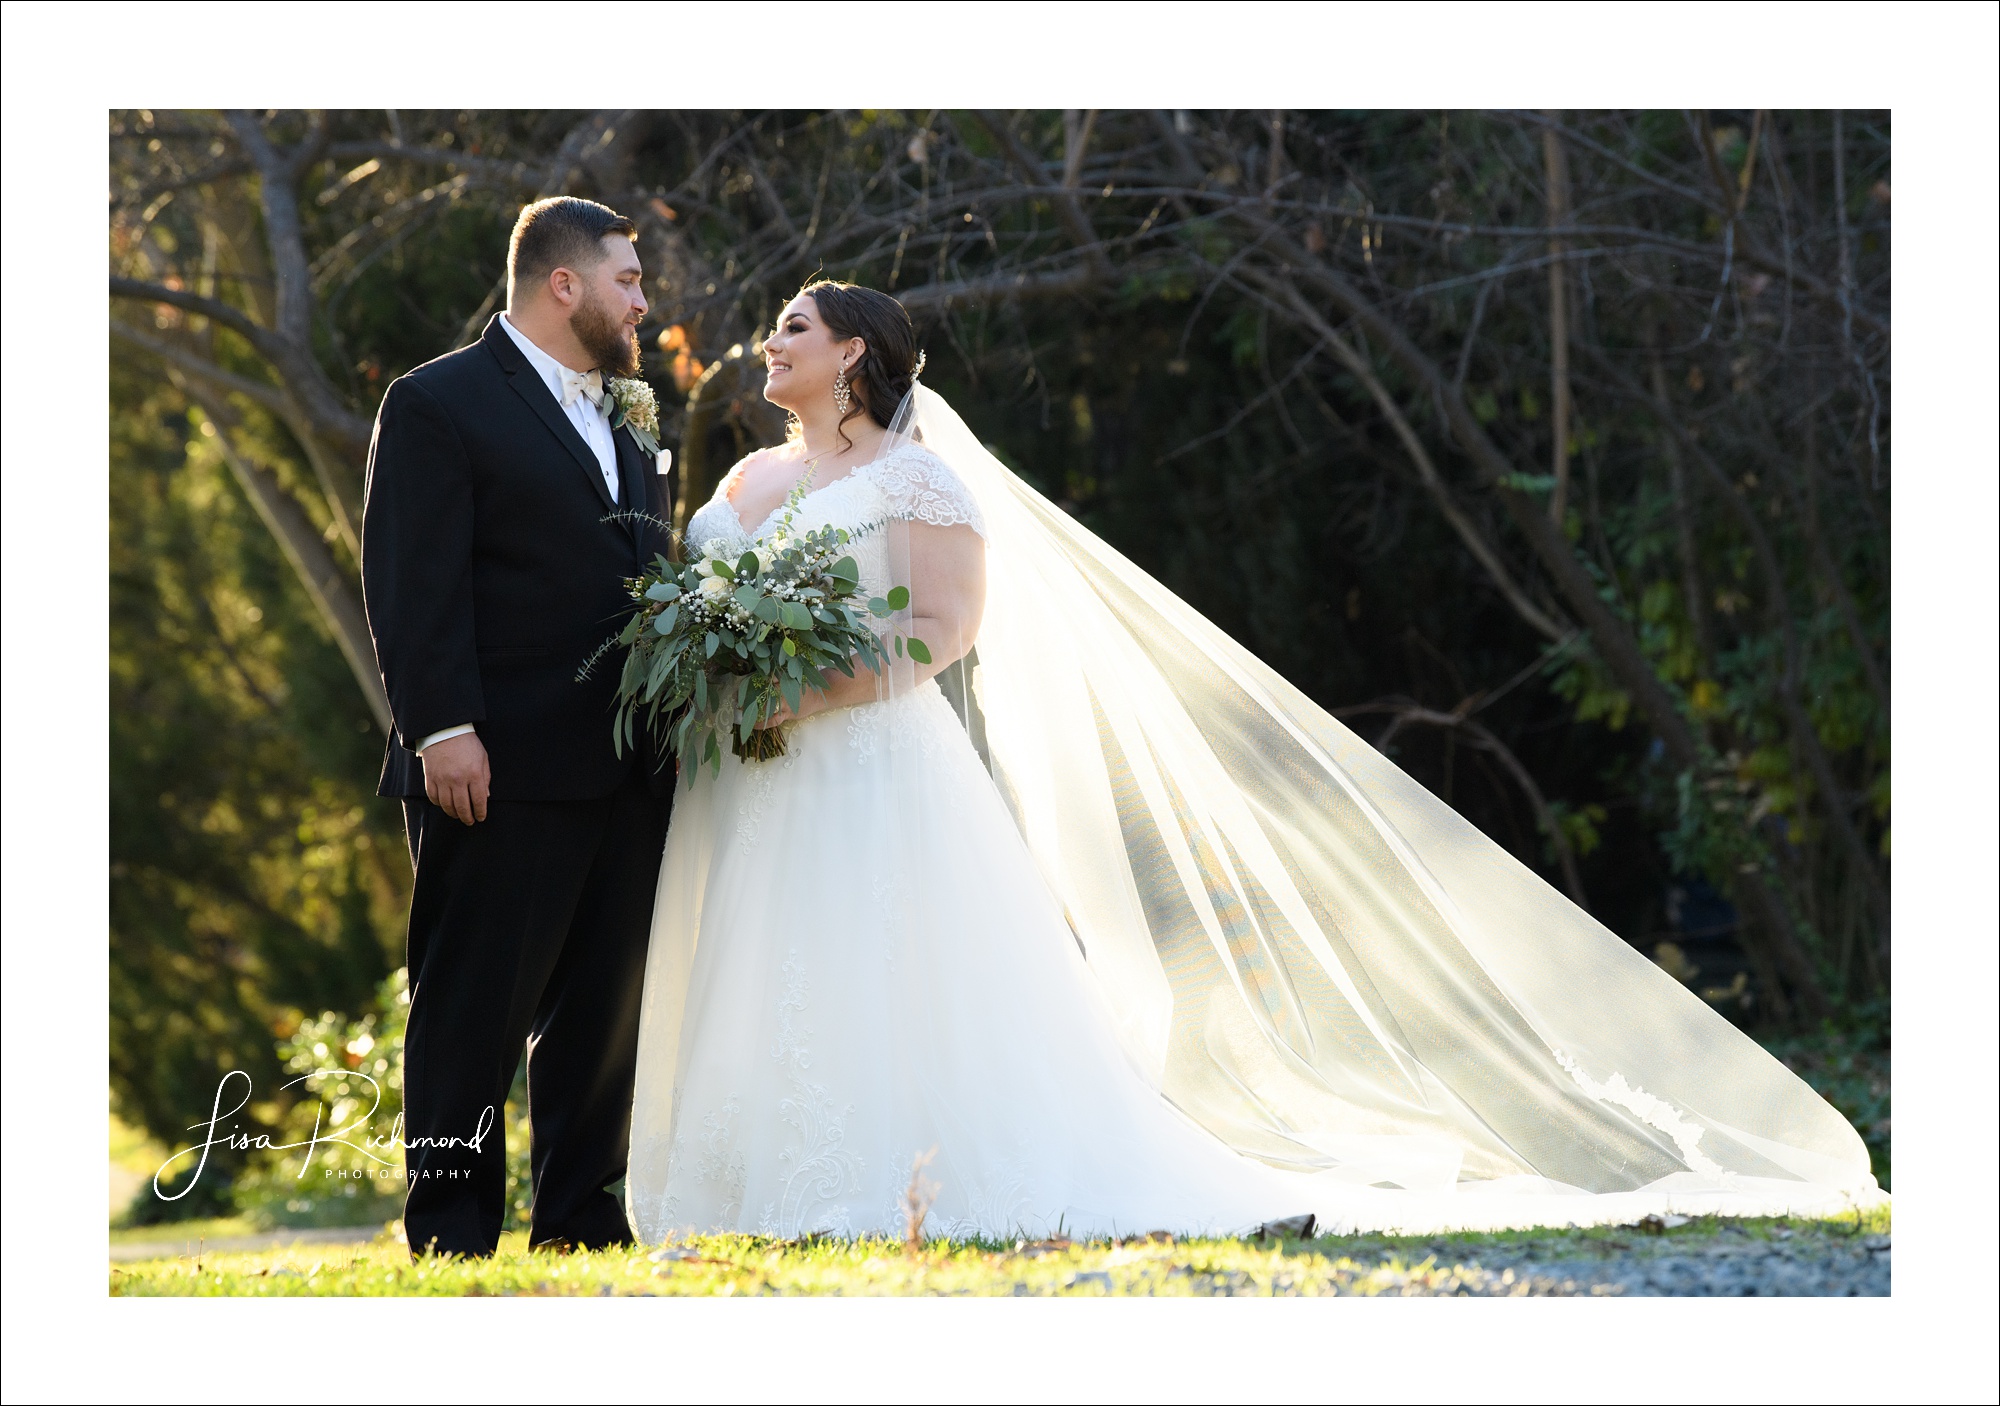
625,389,1881,1242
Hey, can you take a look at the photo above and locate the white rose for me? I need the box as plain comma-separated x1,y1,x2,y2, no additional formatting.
753,548,774,574
699,574,731,598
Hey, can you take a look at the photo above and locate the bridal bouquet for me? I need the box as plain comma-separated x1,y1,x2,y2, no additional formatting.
603,507,929,774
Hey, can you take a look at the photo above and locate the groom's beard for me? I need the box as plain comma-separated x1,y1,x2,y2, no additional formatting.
572,292,641,377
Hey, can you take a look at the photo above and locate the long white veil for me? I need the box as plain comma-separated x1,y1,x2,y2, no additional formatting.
895,384,1878,1209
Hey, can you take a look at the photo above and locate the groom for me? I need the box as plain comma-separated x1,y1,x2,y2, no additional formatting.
361,197,675,1257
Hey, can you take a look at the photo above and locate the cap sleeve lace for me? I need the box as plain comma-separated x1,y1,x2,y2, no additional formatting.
868,443,987,539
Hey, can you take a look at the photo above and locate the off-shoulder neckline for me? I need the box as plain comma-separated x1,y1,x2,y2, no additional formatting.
713,442,946,538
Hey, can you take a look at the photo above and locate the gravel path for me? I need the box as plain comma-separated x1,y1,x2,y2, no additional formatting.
106,1217,1890,1295
108,1225,382,1264
1327,1222,1891,1297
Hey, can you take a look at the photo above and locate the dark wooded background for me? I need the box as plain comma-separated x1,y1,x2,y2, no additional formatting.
109,109,1890,1209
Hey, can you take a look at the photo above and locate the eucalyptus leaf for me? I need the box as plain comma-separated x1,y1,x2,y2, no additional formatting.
907,637,933,665
886,585,910,611
737,550,760,578
712,558,736,581
704,631,720,658
645,581,682,602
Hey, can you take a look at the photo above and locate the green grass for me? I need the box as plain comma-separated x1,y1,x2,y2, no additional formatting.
110,1205,1889,1297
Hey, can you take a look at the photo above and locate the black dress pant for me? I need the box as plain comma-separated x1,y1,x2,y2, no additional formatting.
400,771,668,1257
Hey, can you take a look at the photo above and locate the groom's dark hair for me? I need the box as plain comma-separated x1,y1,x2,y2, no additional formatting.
507,197,638,304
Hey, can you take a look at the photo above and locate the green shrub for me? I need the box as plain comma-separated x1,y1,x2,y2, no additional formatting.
228,968,534,1230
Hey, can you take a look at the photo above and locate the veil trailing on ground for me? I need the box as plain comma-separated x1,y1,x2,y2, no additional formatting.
893,385,1877,1214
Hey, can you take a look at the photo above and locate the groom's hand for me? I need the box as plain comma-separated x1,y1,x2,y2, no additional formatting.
422,733,491,825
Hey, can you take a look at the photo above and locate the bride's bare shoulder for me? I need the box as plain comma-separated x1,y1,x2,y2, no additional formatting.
724,448,808,498
723,440,804,487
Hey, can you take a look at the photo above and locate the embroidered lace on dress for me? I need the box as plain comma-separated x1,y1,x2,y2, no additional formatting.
686,442,985,557
863,443,986,538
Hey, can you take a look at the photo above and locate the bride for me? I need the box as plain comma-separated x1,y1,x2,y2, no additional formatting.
624,280,1882,1241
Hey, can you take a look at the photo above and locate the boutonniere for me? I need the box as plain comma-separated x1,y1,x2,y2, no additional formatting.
605,376,662,457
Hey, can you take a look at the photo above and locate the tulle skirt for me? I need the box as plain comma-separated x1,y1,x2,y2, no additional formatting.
624,684,1881,1241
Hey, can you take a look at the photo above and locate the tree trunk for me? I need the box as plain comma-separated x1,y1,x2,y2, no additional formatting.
187,390,391,735
1258,241,1831,1020
1543,118,1574,526
1650,350,1716,667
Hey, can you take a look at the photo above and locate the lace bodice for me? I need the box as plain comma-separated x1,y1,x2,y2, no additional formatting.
685,442,986,586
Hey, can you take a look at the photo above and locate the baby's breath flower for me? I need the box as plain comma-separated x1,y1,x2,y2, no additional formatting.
605,377,660,437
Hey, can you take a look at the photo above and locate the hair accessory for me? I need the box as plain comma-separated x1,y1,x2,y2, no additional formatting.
910,350,927,381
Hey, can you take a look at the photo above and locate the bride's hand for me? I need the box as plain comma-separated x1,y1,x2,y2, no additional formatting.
756,693,816,730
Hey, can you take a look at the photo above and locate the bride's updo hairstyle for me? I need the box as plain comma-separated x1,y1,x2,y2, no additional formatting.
799,279,923,447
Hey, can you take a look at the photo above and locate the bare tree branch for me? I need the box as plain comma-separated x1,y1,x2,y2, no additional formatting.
327,138,553,193
1237,226,1830,1019
110,278,374,457
180,383,390,734
1336,697,1589,907
898,264,1101,311
1616,354,1891,954
975,111,1112,276
110,276,276,357
224,111,317,346
110,319,291,418
1238,268,1570,644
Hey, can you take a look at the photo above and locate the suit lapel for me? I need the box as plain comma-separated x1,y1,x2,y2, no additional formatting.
486,321,617,514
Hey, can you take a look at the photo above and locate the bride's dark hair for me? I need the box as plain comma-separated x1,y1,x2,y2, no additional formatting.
798,279,923,448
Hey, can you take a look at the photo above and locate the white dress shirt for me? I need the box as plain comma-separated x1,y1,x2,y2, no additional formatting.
414,315,622,758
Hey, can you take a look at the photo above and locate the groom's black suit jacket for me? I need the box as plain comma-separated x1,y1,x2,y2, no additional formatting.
361,316,676,802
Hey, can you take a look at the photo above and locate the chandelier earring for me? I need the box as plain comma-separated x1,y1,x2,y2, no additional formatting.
832,363,853,416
